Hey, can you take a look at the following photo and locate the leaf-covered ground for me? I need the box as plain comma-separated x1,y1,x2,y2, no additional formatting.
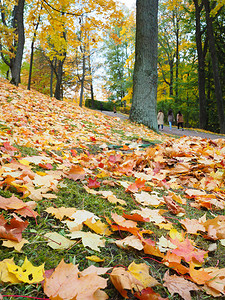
0,77,225,300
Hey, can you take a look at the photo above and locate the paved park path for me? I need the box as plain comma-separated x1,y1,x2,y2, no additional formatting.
100,110,225,140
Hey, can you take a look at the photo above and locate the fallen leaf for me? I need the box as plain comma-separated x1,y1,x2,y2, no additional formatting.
134,287,168,300
45,206,77,221
68,231,105,252
44,232,75,250
115,235,144,251
189,263,212,285
128,261,159,288
110,266,144,298
2,238,29,252
0,258,21,283
66,165,86,181
7,257,45,283
84,218,112,236
44,260,108,300
86,256,105,263
163,270,199,300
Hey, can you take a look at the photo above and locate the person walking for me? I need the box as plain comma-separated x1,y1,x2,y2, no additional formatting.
177,111,184,130
157,110,164,130
167,109,174,130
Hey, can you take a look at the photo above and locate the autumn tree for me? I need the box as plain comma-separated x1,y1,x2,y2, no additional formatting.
0,0,25,86
203,0,225,133
129,0,158,131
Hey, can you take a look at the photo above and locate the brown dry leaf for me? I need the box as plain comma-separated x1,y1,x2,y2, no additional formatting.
203,267,225,297
44,259,108,300
163,271,199,300
115,235,144,251
203,216,225,240
164,195,185,215
180,218,205,235
45,207,77,221
110,266,144,298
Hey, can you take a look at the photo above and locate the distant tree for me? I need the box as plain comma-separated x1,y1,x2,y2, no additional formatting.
129,0,158,131
103,25,130,102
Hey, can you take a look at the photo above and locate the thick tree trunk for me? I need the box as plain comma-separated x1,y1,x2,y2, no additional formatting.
54,59,64,100
203,0,225,133
193,0,207,129
10,0,25,86
129,0,158,131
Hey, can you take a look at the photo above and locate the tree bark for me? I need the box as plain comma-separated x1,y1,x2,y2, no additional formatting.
193,0,207,129
10,0,25,86
54,59,64,100
203,0,225,133
28,14,41,90
129,0,158,131
79,49,86,107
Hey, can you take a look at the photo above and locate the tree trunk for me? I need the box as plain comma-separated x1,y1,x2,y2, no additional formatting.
10,0,25,86
169,59,174,96
175,13,179,102
203,0,225,133
54,59,64,100
129,0,158,131
193,0,207,129
79,49,86,107
50,59,55,97
28,15,41,90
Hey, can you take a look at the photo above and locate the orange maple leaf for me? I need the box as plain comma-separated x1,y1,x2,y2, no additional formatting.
44,259,107,300
66,165,86,181
0,214,28,242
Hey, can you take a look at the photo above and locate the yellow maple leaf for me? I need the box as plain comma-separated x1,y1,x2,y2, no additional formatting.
84,219,112,236
2,238,29,252
0,258,21,283
128,262,159,289
7,257,45,283
45,206,77,221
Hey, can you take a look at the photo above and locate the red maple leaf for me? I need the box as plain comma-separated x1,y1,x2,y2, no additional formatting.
87,177,101,189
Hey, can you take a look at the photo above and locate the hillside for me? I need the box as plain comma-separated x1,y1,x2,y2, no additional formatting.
0,78,225,299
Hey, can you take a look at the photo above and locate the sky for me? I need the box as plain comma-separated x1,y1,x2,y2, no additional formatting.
119,0,136,10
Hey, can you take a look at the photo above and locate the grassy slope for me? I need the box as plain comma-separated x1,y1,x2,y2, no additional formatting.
0,78,225,299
